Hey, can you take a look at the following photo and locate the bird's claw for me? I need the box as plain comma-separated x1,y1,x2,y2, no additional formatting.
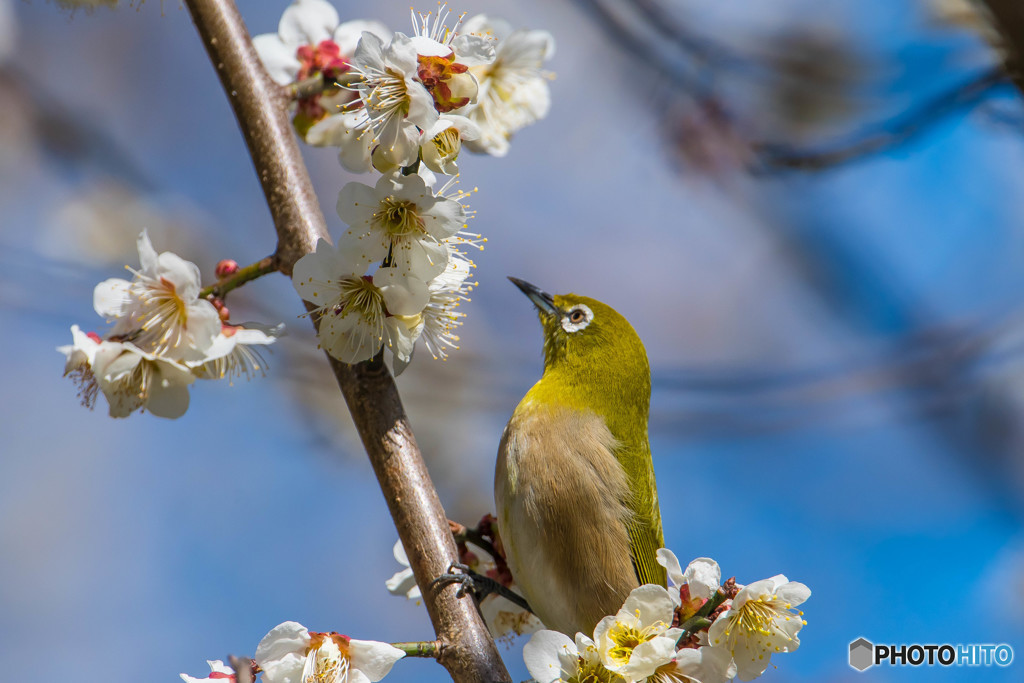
431,562,475,599
431,562,532,613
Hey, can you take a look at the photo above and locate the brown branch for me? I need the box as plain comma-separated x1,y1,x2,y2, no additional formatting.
182,1,511,681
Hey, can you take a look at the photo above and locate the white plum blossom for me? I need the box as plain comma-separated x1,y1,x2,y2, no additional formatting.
419,254,473,360
180,659,236,683
351,5,497,172
419,114,480,175
252,0,389,86
524,630,624,683
385,539,422,600
255,621,404,683
648,641,736,683
61,230,282,418
252,0,390,152
94,230,220,362
58,324,103,409
91,340,196,419
292,238,429,364
708,575,810,681
461,14,554,157
657,549,721,604
190,322,284,383
253,0,343,84
593,585,683,682
351,31,438,170
336,171,467,280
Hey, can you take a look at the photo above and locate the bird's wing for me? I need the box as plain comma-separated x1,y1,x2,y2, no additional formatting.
620,444,667,587
627,517,666,586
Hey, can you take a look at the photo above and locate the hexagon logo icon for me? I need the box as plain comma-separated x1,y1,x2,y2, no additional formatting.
849,637,874,671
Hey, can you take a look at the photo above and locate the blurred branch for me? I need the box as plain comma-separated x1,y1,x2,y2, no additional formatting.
228,656,254,683
182,1,510,681
628,0,763,74
578,1,1012,175
0,65,156,189
573,0,711,97
977,0,1024,93
754,67,1007,171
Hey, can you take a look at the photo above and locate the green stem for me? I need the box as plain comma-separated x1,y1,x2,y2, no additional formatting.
696,589,727,618
679,615,712,635
391,640,442,658
289,73,324,100
201,255,278,300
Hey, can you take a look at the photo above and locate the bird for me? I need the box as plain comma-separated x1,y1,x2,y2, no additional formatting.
495,277,666,637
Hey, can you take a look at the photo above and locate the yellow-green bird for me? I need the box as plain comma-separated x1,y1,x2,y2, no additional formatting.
495,277,666,637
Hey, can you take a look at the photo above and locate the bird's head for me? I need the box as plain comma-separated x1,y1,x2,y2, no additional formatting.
508,277,650,421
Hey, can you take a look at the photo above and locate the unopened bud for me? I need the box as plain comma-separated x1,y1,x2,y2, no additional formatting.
215,259,239,278
218,306,231,322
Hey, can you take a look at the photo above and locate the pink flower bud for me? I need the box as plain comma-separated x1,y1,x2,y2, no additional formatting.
215,259,239,278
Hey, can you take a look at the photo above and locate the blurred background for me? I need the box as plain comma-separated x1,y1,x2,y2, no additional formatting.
2,0,1023,681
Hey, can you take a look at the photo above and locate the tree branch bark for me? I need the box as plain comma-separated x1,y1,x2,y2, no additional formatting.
183,1,511,680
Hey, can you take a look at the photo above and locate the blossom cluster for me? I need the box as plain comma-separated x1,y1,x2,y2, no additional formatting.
58,231,282,419
522,550,810,683
254,0,554,370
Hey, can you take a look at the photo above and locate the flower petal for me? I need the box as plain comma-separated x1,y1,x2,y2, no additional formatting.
682,557,721,601
144,361,194,419
619,584,677,627
255,621,310,683
93,278,133,319
252,33,301,85
137,229,158,273
776,580,811,607
278,0,338,48
333,19,391,56
523,630,575,683
348,639,405,682
376,268,429,316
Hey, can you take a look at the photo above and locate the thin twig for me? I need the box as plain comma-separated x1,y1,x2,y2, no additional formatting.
228,656,254,683
391,640,443,658
200,255,278,300
183,1,511,681
754,67,1007,171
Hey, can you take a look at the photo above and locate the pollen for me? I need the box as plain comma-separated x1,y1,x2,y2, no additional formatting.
373,197,426,238
432,126,461,162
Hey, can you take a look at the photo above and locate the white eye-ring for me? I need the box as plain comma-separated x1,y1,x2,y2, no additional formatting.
561,304,594,333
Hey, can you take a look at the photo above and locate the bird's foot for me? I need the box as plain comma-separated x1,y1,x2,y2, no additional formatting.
431,562,532,613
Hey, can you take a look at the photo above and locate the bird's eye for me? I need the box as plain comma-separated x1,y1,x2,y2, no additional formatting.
561,304,594,333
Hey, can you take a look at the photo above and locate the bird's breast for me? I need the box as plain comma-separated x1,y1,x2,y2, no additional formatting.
495,402,639,636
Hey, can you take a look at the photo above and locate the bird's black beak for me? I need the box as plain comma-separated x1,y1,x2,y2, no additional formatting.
508,277,557,316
